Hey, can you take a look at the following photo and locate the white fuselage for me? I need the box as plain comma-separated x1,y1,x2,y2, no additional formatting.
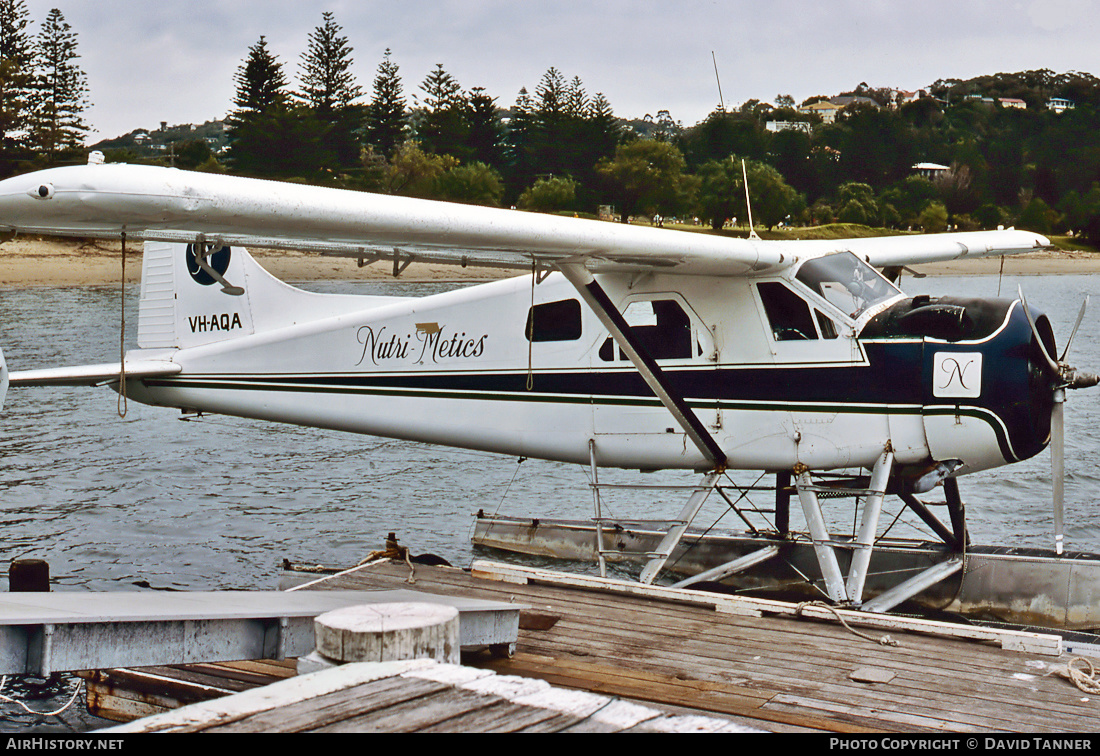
123,242,969,474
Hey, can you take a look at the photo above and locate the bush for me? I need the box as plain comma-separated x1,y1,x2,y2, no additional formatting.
518,176,578,212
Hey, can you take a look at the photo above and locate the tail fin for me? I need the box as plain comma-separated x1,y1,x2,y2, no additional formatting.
138,242,385,350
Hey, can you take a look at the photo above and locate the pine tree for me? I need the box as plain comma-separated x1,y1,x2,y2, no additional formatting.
29,7,89,157
415,63,469,159
364,48,406,159
229,36,287,119
297,12,363,168
0,0,35,165
298,12,361,114
227,36,330,176
502,87,535,200
466,86,502,169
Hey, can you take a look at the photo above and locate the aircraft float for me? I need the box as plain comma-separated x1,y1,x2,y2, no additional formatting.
0,158,1095,612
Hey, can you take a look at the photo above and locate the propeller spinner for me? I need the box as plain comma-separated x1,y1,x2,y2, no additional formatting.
1018,288,1099,554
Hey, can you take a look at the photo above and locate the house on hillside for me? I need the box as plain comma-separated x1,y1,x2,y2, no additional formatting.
829,95,880,109
765,121,812,134
1048,97,1075,113
998,98,1026,109
890,89,925,107
799,95,880,124
799,100,842,123
913,162,950,180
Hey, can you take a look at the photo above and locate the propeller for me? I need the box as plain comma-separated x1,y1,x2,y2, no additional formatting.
0,345,7,413
1018,287,1099,555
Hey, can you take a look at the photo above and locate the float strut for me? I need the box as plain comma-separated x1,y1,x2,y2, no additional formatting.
795,468,849,603
846,447,894,606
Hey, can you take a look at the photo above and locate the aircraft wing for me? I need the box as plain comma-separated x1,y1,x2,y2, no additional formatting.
0,163,1050,277
795,229,1051,268
0,164,784,277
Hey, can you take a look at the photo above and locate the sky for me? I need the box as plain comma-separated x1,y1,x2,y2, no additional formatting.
19,0,1100,143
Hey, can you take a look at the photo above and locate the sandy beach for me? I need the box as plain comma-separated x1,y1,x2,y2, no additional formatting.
0,236,1096,287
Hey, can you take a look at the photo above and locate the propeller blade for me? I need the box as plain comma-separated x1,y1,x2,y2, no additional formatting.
0,345,7,413
1018,285,1060,375
1052,388,1065,555
1060,295,1089,362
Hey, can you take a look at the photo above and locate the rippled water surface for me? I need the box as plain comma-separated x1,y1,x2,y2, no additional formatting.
0,270,1097,730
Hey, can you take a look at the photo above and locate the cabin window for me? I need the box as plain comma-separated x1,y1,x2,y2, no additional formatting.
758,282,818,341
795,251,900,319
599,299,695,361
525,298,582,342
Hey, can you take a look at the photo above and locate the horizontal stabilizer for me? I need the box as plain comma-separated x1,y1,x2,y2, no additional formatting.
9,360,180,387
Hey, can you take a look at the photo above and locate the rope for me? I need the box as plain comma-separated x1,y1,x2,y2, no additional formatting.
117,231,128,418
0,676,84,717
403,548,417,585
1051,657,1100,695
795,601,900,647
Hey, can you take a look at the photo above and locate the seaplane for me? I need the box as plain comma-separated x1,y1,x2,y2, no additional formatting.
0,157,1096,619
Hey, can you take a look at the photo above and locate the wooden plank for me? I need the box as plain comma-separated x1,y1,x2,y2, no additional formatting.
312,686,519,733
513,635,1092,732
471,560,1063,654
416,700,567,733
765,693,983,733
84,689,168,724
477,651,878,734
206,677,450,733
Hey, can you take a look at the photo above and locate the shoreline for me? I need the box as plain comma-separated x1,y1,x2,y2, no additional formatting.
0,237,1097,287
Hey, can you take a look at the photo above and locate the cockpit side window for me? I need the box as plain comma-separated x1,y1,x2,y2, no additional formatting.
796,252,900,319
758,282,818,341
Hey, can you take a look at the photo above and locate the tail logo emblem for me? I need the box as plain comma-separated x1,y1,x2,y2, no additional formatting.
186,244,232,286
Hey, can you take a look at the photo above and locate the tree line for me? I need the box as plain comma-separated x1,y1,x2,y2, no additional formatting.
4,7,1100,246
215,18,1100,245
0,1,89,174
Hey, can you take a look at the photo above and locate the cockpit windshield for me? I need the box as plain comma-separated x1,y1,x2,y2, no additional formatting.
795,252,901,319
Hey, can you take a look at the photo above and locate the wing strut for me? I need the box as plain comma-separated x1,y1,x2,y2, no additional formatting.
557,263,727,470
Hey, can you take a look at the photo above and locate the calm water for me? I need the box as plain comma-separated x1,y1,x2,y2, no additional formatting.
0,271,1097,730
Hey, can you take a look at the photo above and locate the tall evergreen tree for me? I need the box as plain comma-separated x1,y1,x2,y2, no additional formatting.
298,12,361,114
415,63,469,159
227,36,330,176
29,7,88,157
297,12,363,168
465,86,502,170
502,86,535,200
0,0,35,167
229,35,288,118
364,48,406,158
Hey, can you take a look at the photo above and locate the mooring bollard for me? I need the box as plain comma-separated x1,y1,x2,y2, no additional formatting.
9,559,50,592
298,602,460,675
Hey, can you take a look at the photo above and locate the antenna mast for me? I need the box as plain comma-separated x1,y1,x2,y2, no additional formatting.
711,51,725,111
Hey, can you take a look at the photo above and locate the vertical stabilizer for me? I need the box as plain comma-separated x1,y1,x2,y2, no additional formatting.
137,242,405,351
138,241,256,349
